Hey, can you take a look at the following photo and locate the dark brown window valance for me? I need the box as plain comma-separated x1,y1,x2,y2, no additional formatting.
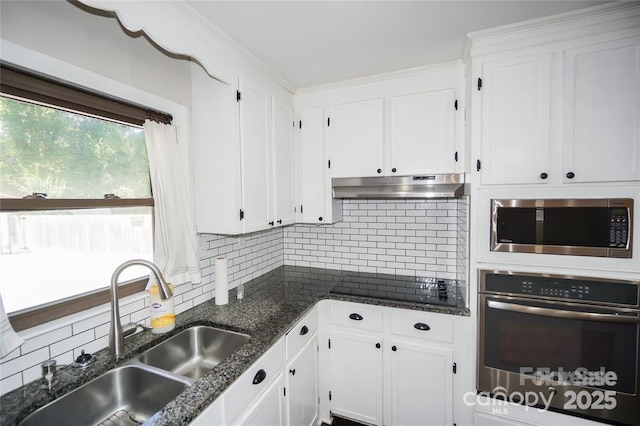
0,63,172,125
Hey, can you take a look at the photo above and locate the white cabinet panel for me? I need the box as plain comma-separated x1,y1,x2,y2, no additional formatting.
329,329,383,425
286,307,317,359
480,54,552,184
298,108,342,224
191,64,243,234
239,77,271,232
390,341,453,426
286,336,318,426
272,99,295,226
190,397,225,426
232,373,285,426
225,338,285,423
329,99,384,178
298,108,325,223
563,36,640,183
391,89,456,175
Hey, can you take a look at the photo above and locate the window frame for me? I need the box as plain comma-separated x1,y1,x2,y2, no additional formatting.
1,63,171,331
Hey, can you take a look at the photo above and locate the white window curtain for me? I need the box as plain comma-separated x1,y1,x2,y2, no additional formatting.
0,292,23,357
144,120,202,286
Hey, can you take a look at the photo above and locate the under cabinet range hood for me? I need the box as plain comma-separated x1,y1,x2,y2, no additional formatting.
332,173,465,199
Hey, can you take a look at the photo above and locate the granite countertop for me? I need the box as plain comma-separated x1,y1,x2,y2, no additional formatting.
1,266,470,426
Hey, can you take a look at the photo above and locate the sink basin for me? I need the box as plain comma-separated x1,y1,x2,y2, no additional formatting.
19,365,188,426
137,325,251,380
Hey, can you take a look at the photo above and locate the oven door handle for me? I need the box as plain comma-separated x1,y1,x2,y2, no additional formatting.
487,300,639,323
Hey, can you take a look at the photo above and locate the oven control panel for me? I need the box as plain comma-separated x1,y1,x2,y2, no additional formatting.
483,272,638,306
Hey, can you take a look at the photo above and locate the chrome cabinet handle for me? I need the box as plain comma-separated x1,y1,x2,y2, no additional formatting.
487,300,639,323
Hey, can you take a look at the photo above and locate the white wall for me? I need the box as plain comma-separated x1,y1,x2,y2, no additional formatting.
0,0,192,106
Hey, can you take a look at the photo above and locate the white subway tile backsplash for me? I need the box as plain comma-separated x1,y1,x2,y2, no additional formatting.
20,326,72,355
50,329,94,358
0,373,22,395
0,347,49,378
284,199,468,280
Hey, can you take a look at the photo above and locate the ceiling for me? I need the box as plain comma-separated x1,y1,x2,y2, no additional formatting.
184,0,608,89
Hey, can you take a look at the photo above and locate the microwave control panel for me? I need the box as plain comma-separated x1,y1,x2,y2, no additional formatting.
609,208,629,248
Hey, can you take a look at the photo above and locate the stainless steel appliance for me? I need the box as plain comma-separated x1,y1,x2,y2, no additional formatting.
332,173,465,199
478,270,640,425
491,198,633,258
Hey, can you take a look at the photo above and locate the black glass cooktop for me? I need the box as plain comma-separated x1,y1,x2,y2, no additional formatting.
330,271,461,307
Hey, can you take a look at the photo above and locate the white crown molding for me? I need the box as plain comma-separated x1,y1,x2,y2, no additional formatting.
169,1,295,94
296,59,464,96
468,1,640,56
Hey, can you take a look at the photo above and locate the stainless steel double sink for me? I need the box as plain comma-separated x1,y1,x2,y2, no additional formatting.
20,325,251,426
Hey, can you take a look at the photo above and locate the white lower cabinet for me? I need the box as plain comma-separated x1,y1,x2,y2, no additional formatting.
192,302,461,426
326,301,457,426
232,374,286,426
390,340,453,426
192,309,319,426
285,335,318,426
329,329,384,425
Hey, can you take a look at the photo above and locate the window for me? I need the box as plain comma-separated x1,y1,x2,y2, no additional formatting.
0,65,171,330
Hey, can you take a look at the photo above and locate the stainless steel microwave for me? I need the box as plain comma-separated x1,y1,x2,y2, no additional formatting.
491,198,633,258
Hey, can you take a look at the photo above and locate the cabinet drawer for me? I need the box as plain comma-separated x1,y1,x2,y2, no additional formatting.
391,309,453,343
225,338,285,423
286,308,317,359
330,302,383,332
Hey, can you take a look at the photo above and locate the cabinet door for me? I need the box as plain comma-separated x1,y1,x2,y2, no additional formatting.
390,341,453,426
391,89,456,175
480,54,552,184
272,99,295,226
329,330,383,425
286,335,318,426
190,396,225,426
239,77,271,233
329,99,384,178
563,37,640,183
191,63,243,234
299,108,328,223
232,373,286,426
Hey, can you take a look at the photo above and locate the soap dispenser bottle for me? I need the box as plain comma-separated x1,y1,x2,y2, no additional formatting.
149,283,175,334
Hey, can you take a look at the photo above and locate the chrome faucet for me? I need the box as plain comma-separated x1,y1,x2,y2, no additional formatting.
109,259,173,358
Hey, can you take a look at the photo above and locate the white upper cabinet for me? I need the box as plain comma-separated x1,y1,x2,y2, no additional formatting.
239,77,272,233
390,89,456,175
562,36,640,183
297,108,342,224
271,99,295,227
297,63,463,184
329,99,385,178
472,7,640,186
298,108,326,222
479,54,552,185
191,63,294,235
191,63,243,235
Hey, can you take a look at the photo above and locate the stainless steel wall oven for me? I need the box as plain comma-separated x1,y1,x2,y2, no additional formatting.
478,270,640,425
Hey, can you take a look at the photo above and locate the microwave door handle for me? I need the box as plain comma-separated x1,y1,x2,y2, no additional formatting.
487,300,639,324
